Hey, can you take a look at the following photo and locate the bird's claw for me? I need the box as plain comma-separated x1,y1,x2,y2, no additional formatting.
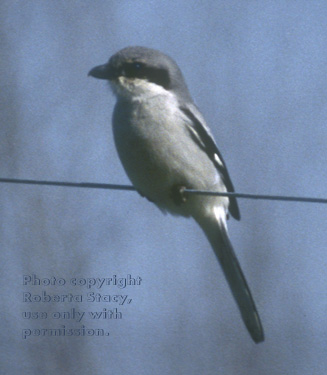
171,185,187,205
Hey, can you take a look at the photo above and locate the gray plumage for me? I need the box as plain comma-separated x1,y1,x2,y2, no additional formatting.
89,46,264,343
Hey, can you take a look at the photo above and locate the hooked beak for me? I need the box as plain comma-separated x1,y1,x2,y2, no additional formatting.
88,63,114,80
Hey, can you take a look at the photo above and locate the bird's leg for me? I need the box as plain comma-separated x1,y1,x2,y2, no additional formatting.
171,185,187,205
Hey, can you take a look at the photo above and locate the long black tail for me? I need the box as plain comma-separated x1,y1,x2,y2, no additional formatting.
197,216,264,343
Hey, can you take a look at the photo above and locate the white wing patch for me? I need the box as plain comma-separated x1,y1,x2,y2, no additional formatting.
214,153,224,167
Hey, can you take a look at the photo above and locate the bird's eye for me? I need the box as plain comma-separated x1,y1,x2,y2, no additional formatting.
119,62,170,89
133,63,142,70
121,62,145,78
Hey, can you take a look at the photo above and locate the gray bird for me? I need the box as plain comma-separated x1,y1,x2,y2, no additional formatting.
89,46,264,343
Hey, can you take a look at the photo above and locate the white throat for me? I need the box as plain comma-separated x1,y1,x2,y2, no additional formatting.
110,76,171,102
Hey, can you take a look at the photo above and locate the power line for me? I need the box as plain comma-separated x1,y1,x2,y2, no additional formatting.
0,177,326,204
185,189,327,204
0,178,135,191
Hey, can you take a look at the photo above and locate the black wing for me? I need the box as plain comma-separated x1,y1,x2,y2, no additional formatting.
180,104,240,220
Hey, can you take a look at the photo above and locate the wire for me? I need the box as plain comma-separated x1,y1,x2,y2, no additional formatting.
184,189,327,204
0,177,326,204
0,177,135,191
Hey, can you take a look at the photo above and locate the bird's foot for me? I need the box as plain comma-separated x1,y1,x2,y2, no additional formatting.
171,185,187,205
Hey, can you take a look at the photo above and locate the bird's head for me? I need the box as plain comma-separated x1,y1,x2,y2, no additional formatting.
88,46,191,102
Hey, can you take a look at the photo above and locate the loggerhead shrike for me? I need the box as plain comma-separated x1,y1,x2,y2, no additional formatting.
89,46,264,343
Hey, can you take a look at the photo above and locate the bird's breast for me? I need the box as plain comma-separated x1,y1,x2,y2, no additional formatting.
112,96,223,215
